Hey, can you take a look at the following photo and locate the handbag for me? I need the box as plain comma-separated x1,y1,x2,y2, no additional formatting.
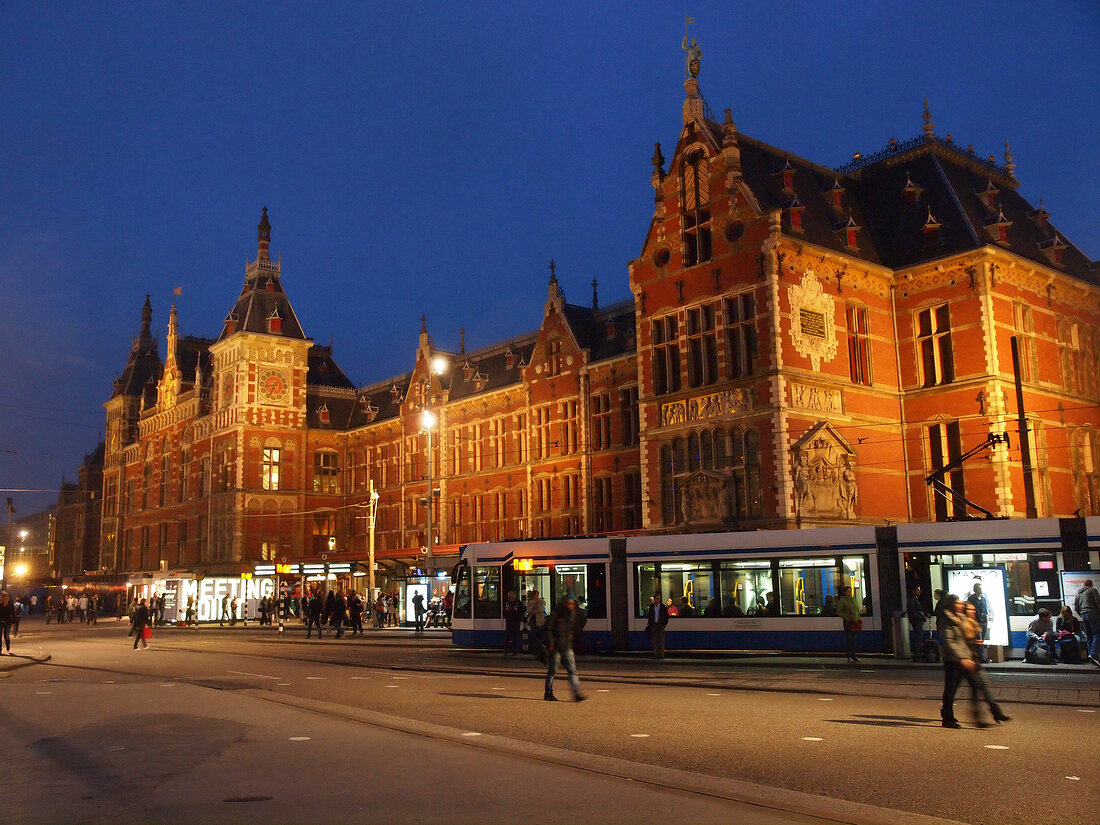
846,619,863,632
142,626,152,640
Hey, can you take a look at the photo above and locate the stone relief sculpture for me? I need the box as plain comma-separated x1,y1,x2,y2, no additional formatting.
791,422,857,520
680,471,730,524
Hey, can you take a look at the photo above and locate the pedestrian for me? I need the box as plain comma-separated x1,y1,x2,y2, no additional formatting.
647,591,670,659
411,590,426,633
1073,578,1100,666
526,589,547,655
503,591,526,656
932,588,948,644
836,585,863,662
388,592,400,626
906,586,928,661
306,592,324,639
324,590,336,627
230,596,240,626
30,594,38,615
543,595,587,702
940,595,1009,728
348,592,364,635
966,582,991,661
331,591,347,639
131,598,150,650
220,595,230,626
86,595,97,625
12,597,23,636
442,589,454,628
0,591,16,654
185,597,197,627
375,593,387,628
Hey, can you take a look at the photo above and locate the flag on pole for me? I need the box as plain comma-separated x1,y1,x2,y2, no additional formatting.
686,16,694,24
173,286,183,296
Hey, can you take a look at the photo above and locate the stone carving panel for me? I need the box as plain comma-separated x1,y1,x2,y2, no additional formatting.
680,470,731,525
660,388,752,428
791,422,857,519
789,381,843,415
788,271,838,370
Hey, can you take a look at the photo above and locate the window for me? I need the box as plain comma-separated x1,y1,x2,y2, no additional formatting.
591,393,612,450
1058,318,1082,394
687,303,719,387
262,447,281,491
659,561,717,616
846,304,872,386
535,477,553,513
652,315,681,396
1073,428,1100,516
473,566,501,618
719,560,774,617
178,448,189,502
312,511,336,554
159,455,170,506
593,476,613,531
928,420,965,521
563,473,580,509
490,417,506,468
1012,303,1037,383
559,401,578,455
659,427,762,524
623,471,642,529
778,558,843,615
448,430,463,476
917,304,954,387
313,452,340,494
620,387,639,446
724,292,758,379
260,540,275,562
471,423,484,472
533,405,552,460
546,339,562,376
514,413,528,464
453,564,472,619
556,564,607,619
681,149,711,266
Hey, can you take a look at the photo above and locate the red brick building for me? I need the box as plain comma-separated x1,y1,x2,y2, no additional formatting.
98,55,1100,582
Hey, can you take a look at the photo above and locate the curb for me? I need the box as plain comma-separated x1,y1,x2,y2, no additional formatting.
245,688,967,825
0,650,51,677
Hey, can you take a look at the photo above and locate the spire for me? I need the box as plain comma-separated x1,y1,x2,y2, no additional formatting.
137,294,153,349
1003,140,1015,178
459,328,466,355
167,304,178,347
548,259,557,285
257,206,271,260
681,37,704,125
922,98,935,138
591,278,599,310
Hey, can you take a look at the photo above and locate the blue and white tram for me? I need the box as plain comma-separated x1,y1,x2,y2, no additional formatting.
451,527,881,653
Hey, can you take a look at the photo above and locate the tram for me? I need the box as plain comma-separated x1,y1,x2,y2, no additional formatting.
451,517,1100,655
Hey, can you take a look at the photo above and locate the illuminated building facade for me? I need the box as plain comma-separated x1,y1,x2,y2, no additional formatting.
97,54,1099,582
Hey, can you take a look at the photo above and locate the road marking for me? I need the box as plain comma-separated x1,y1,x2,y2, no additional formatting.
1076,709,1096,713
288,737,310,742
984,745,1009,750
229,670,280,680
392,676,410,680
1066,776,1080,781
860,669,875,673
802,737,823,742
306,677,325,681
461,732,482,737
385,685,400,688
109,746,125,752
491,687,506,691
597,689,611,693
105,681,115,684
706,693,721,696
630,734,650,738
35,691,52,695
350,676,369,680
817,698,834,701
160,683,176,687
277,683,291,686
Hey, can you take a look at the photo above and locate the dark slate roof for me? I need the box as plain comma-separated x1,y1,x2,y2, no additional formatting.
305,388,359,430
446,335,538,403
307,345,355,390
176,335,215,392
561,297,638,364
349,377,408,428
216,261,309,343
693,112,1096,283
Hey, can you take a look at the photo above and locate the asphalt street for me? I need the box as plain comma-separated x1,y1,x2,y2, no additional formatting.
2,618,1096,825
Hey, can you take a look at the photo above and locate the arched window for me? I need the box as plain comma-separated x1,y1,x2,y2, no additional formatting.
688,433,701,472
660,443,676,524
701,429,714,470
673,436,687,475
714,427,728,469
681,149,712,266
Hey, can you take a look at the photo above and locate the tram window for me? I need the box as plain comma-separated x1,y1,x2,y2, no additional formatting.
554,564,607,619
778,558,838,616
719,560,774,617
636,563,658,617
473,566,502,618
659,562,715,616
453,564,472,619
992,554,1036,615
841,557,872,616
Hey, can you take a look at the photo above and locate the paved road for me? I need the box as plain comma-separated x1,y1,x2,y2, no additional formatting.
3,620,1097,825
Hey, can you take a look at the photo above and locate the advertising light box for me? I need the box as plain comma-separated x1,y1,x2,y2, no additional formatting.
946,566,1010,647
130,576,274,623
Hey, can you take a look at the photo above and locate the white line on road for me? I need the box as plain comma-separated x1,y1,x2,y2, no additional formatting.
816,698,834,701
597,689,611,692
228,670,281,680
35,691,52,695
306,677,326,680
461,732,482,737
1076,709,1096,713
705,693,721,696
491,687,506,691
288,736,310,741
277,683,291,686
630,734,650,738
984,745,1009,750
1065,776,1080,781
802,737,823,742
385,685,400,688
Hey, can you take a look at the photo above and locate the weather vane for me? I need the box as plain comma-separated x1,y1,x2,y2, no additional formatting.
682,16,700,80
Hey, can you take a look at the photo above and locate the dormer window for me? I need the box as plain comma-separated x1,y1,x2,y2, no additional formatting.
776,158,795,192
389,383,401,403
787,199,805,232
975,179,999,210
317,403,330,425
223,313,237,336
922,208,942,248
1040,237,1066,267
266,307,282,334
626,328,636,349
680,148,712,267
505,349,516,370
902,173,923,206
1028,204,1051,233
473,372,487,392
836,214,860,249
547,339,563,376
824,178,845,210
265,279,275,293
462,360,475,381
606,318,617,340
984,210,1012,244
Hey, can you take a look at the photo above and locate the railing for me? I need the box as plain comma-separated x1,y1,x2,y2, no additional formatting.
836,134,1009,177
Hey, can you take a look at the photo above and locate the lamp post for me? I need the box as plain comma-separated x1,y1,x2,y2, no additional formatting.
367,479,379,606
419,354,448,591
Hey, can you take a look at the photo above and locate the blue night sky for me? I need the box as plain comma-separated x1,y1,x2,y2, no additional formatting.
1,1,1098,515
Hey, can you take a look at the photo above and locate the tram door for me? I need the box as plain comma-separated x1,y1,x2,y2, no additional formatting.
512,565,551,620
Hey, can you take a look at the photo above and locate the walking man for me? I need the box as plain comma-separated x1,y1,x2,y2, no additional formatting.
647,591,670,659
0,591,17,654
906,586,927,661
411,590,426,633
1074,578,1100,666
503,591,526,656
220,594,230,626
543,595,587,702
306,592,324,639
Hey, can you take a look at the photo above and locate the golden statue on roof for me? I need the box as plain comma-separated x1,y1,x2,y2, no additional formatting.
683,36,701,79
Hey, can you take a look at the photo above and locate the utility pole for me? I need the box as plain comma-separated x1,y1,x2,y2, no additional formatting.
1011,336,1038,518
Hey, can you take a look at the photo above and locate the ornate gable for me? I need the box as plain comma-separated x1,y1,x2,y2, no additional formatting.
791,422,858,520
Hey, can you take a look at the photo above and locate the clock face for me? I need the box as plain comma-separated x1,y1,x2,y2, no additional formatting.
258,368,289,403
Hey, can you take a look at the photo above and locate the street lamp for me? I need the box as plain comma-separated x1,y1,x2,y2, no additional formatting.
421,408,438,581
367,480,380,611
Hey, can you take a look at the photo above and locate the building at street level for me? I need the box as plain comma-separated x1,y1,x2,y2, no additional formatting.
97,50,1099,587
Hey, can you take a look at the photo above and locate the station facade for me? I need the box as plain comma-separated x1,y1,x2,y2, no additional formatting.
97,53,1099,598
